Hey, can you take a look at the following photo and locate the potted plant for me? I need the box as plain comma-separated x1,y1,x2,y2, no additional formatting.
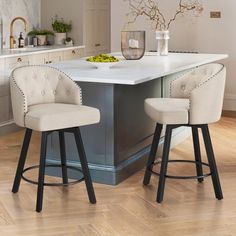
28,29,54,46
52,17,72,45
65,37,73,46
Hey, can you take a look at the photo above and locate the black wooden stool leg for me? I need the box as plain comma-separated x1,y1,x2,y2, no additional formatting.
143,124,163,185
73,128,96,204
36,132,48,212
192,127,204,183
59,132,68,185
201,125,223,200
157,126,173,203
12,129,32,193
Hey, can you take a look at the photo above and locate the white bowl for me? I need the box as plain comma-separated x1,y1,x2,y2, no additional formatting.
87,61,119,70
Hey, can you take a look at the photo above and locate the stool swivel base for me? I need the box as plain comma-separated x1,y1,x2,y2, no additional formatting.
12,127,96,213
143,123,223,203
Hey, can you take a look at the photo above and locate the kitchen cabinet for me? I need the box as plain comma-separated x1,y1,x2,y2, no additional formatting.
84,0,110,56
48,51,63,64
63,48,84,60
5,56,30,71
30,53,48,65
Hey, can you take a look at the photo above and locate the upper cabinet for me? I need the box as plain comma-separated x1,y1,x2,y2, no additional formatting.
41,0,111,57
84,0,111,56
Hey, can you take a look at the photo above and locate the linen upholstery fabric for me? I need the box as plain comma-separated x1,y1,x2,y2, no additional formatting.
25,103,100,131
10,65,100,131
145,63,226,125
145,98,190,125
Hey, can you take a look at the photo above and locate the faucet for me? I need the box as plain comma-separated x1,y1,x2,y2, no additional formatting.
9,17,27,49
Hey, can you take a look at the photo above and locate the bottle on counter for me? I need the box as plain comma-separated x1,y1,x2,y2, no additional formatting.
33,36,38,47
18,32,25,48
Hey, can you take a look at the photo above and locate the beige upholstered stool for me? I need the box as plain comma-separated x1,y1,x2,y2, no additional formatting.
143,63,226,203
10,65,100,212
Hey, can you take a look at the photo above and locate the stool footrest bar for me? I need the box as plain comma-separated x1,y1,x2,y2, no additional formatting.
149,160,211,180
22,164,84,186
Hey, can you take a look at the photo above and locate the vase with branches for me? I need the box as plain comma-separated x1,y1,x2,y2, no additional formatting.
125,0,203,55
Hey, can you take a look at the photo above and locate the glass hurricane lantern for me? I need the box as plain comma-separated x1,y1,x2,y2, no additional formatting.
121,31,145,60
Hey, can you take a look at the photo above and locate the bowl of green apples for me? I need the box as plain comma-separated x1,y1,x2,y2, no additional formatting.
86,54,120,70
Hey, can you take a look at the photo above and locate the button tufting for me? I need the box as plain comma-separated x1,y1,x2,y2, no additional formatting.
66,90,71,95
41,90,45,96
58,75,63,80
181,85,186,91
53,90,57,95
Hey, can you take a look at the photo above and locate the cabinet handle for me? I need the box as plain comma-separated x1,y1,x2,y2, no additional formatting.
72,50,76,54
95,43,101,47
17,57,22,62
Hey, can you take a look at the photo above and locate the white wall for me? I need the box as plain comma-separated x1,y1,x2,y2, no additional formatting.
0,0,41,48
111,0,236,110
41,0,84,45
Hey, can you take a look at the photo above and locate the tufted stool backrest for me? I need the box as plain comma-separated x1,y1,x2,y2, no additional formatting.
11,65,82,106
170,64,223,99
10,65,82,127
170,63,226,124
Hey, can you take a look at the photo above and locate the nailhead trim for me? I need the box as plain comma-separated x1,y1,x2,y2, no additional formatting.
10,74,28,126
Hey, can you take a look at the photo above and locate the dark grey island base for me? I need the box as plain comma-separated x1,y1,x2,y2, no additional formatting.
46,78,188,185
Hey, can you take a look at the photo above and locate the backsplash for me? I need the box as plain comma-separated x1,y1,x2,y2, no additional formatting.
0,0,40,48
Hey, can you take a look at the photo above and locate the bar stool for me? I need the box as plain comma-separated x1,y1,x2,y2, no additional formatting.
143,63,226,203
10,65,100,212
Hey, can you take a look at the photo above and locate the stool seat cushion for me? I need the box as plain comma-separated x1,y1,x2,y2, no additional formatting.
145,98,190,124
25,103,100,131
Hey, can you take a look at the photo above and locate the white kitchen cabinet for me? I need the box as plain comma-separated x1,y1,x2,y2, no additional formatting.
84,0,110,56
48,52,63,64
30,53,48,65
63,48,84,60
0,58,11,125
0,59,8,96
5,56,30,71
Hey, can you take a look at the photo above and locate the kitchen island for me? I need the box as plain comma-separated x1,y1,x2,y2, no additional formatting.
46,52,228,185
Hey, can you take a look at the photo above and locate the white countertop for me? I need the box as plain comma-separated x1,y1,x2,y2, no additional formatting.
0,45,85,59
52,52,228,85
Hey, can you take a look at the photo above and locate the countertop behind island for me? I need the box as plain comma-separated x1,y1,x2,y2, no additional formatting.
0,45,85,59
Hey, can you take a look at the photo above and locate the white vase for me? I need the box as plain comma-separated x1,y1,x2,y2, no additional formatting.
54,33,66,45
156,31,170,56
36,35,47,46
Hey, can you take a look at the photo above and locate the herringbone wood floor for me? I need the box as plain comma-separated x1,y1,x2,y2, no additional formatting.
0,116,236,236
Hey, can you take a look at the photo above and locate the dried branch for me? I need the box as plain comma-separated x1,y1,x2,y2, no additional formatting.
125,0,203,30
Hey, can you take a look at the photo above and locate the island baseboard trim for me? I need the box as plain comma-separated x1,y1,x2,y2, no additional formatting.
46,127,191,185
